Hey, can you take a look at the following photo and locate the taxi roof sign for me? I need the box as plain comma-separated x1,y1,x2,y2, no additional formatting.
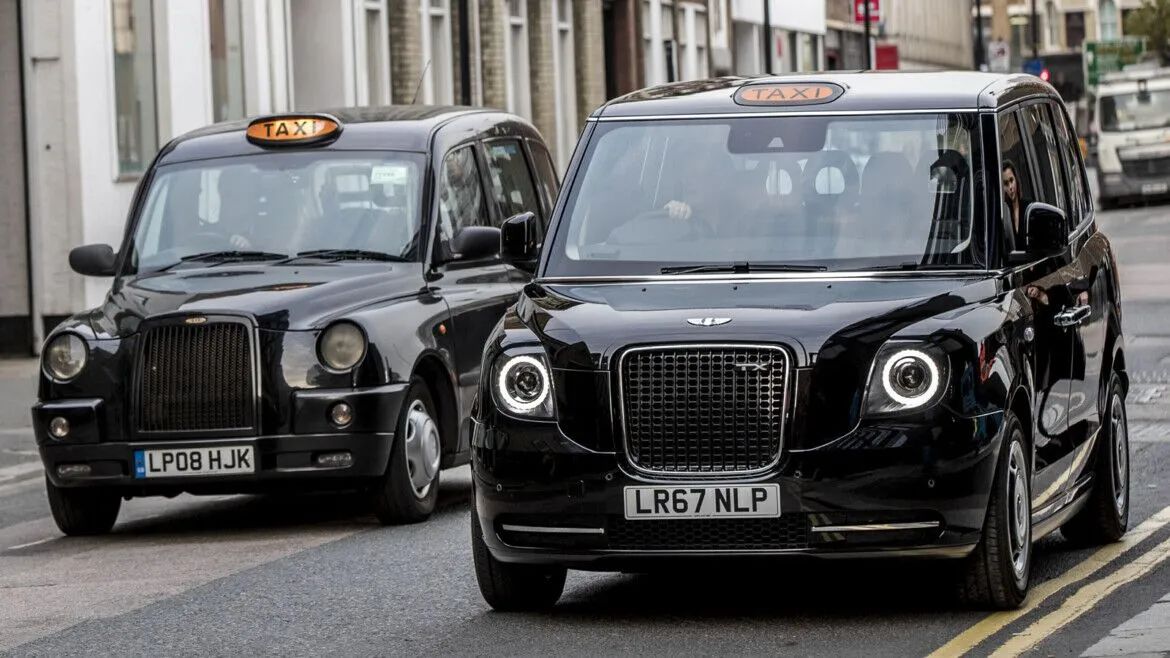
246,114,341,146
734,82,845,107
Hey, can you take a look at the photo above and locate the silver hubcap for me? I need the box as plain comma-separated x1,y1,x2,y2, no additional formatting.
1111,393,1129,516
1008,440,1031,579
403,400,441,499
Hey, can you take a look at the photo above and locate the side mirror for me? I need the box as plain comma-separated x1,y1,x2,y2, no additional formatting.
500,212,538,274
68,244,117,277
450,226,501,261
1022,202,1069,258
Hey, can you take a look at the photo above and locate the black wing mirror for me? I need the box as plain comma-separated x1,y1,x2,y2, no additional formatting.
450,226,501,261
500,212,538,274
69,244,117,277
1022,202,1069,258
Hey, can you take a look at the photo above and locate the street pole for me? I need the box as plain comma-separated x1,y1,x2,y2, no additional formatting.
974,0,985,70
762,0,773,73
1031,0,1038,58
864,0,872,70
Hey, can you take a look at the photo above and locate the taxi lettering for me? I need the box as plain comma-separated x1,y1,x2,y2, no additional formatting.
734,82,845,106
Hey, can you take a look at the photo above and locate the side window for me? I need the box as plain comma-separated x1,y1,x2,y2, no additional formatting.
528,141,561,223
1021,104,1069,220
437,146,488,245
1053,102,1090,228
483,139,542,226
997,110,1035,245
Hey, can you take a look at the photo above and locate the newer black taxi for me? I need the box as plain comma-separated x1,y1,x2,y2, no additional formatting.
34,106,559,534
470,73,1130,610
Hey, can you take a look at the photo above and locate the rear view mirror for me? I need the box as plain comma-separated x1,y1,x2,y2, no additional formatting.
1023,202,1069,258
501,212,538,274
69,244,117,277
451,226,501,261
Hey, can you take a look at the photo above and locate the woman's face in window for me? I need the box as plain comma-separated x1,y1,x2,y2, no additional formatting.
1002,166,1018,205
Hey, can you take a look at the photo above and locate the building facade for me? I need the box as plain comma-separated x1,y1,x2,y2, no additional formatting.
880,0,974,70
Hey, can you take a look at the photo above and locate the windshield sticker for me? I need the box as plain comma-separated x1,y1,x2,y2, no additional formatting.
370,164,410,186
734,83,845,106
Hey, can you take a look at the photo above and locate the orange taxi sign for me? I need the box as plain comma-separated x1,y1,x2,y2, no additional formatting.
734,82,845,107
245,115,341,145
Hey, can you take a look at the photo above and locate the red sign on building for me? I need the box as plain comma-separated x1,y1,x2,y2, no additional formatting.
854,0,881,23
875,43,899,70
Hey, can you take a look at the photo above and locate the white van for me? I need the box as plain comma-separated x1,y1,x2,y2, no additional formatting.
1094,68,1170,207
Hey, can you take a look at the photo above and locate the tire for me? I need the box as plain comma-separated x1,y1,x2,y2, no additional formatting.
371,377,442,525
471,493,566,611
1062,375,1129,545
958,413,1031,609
45,476,121,536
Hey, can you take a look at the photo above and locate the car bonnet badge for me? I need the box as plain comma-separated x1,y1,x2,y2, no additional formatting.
687,317,732,327
184,316,209,325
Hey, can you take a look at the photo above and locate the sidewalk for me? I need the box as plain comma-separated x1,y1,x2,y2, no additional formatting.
0,359,40,478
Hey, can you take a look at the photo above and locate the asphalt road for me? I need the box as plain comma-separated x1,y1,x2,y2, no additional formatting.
5,202,1170,656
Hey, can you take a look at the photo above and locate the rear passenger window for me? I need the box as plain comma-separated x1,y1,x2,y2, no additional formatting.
528,142,561,223
1021,105,1069,221
1052,103,1090,228
484,139,542,225
436,146,488,247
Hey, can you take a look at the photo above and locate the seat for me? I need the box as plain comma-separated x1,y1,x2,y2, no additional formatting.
859,152,918,254
800,150,859,251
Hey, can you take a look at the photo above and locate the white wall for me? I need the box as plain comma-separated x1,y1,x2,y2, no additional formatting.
731,0,827,35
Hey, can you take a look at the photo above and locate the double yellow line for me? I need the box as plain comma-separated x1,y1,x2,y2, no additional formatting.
929,504,1170,657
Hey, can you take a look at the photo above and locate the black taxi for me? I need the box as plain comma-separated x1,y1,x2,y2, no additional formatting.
470,73,1129,610
34,106,558,534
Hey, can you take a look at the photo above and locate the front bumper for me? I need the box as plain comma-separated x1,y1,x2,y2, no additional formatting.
33,383,407,494
472,411,1005,569
1098,169,1170,202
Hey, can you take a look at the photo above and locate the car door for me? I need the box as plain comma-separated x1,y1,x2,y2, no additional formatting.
429,144,518,417
1014,103,1084,511
1052,101,1110,462
482,137,547,279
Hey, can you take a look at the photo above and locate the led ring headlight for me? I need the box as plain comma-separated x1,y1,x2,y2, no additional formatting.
496,354,551,414
880,348,940,408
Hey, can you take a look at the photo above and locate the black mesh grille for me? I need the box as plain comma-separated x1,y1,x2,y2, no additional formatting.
136,322,255,433
1122,156,1170,179
620,345,787,474
607,516,809,551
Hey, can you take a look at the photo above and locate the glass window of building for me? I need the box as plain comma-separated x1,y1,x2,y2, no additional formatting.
551,0,577,169
679,4,709,81
642,0,678,85
209,0,246,122
503,0,531,117
364,1,390,105
421,0,454,104
112,0,158,176
1100,0,1119,41
1065,11,1085,49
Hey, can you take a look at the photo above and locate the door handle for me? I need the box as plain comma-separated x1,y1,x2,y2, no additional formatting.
1053,304,1091,327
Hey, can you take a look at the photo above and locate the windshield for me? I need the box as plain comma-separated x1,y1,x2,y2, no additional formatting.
130,151,425,271
1100,89,1170,132
546,114,982,276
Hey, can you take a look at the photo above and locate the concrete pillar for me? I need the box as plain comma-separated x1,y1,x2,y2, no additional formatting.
388,0,423,104
479,0,507,110
991,0,1011,42
573,0,605,125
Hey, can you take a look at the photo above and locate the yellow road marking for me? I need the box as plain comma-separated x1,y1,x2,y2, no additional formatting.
928,504,1170,658
992,532,1170,656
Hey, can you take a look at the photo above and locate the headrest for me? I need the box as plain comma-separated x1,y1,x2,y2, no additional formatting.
802,150,859,203
861,152,914,196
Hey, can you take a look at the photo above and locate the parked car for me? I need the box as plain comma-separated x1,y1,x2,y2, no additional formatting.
33,106,558,535
470,72,1129,610
1092,67,1170,208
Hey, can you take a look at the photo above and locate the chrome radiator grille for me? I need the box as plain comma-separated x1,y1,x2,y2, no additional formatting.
136,322,255,434
619,344,788,474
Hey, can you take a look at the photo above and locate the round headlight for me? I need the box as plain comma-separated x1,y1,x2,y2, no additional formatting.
43,333,88,382
496,355,551,414
881,349,940,407
318,322,367,371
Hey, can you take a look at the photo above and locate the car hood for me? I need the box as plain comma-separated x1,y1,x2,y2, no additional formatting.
523,275,999,369
90,263,424,337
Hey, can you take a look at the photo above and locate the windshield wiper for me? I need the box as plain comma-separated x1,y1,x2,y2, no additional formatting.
660,262,828,275
279,249,410,264
157,250,287,271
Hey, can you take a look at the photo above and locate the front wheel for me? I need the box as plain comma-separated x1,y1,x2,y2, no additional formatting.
958,414,1031,609
371,377,442,525
1062,375,1129,545
45,477,121,536
471,494,566,611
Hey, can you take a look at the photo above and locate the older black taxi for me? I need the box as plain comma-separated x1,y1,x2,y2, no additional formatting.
470,73,1129,610
34,106,558,534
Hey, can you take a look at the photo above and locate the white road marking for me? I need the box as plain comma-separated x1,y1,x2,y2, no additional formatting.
6,537,55,551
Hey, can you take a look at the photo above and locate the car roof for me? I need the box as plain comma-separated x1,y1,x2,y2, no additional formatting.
156,105,501,165
593,71,1060,118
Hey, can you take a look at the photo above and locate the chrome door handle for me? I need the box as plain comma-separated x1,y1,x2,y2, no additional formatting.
1053,304,1091,327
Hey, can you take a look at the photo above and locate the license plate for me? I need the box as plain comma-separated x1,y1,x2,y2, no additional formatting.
133,445,255,478
1142,182,1168,195
624,484,781,520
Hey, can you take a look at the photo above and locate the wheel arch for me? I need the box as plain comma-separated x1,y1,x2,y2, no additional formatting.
412,351,460,456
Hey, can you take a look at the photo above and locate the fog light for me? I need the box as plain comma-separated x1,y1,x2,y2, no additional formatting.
48,416,70,439
329,402,354,428
56,463,91,478
315,451,353,468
